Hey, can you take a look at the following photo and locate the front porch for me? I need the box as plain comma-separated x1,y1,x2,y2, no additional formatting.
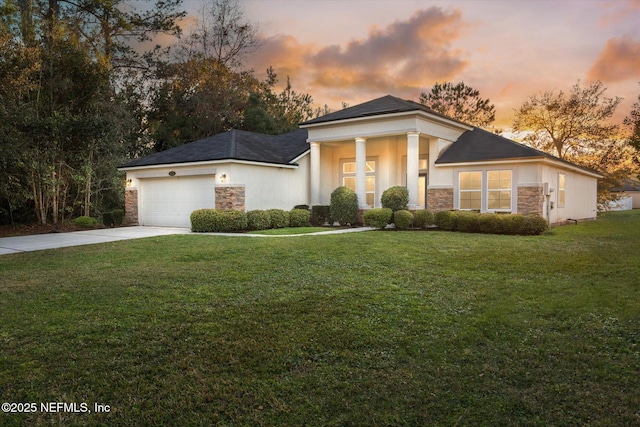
308,132,460,212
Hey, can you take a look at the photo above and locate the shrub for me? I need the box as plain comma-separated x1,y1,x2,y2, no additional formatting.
290,208,311,227
190,209,222,232
74,216,98,228
363,208,392,229
267,209,290,229
293,204,310,211
500,214,525,235
414,210,434,228
330,186,359,226
434,210,457,231
218,210,248,232
522,214,548,235
456,211,481,233
112,209,124,226
394,210,414,230
247,210,271,231
311,205,331,226
381,186,409,212
102,211,114,226
477,213,502,234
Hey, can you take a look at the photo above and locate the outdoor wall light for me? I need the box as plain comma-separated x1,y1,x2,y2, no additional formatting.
126,179,132,187
220,174,227,183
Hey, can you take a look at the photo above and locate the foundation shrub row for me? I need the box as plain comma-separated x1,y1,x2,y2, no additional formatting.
191,208,310,232
365,208,547,235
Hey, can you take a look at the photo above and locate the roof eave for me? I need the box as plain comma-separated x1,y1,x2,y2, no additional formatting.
300,110,473,131
118,158,301,172
435,156,603,178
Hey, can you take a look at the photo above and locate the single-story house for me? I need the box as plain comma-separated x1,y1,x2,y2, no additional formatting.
118,95,601,227
606,178,640,210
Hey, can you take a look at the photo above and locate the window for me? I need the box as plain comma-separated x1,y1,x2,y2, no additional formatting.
342,160,376,206
487,170,512,210
558,174,565,208
459,171,482,210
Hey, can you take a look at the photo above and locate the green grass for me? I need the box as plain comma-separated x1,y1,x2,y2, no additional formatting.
1,211,639,426
247,226,332,235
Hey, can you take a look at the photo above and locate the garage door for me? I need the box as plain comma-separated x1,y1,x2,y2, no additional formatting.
140,175,215,227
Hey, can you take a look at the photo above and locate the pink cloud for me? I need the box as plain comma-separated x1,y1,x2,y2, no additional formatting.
248,7,469,98
588,35,640,82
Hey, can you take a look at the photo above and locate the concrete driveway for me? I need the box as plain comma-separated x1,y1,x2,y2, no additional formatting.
0,226,192,255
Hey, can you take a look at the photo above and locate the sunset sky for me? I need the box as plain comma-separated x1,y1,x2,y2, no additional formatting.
184,0,640,128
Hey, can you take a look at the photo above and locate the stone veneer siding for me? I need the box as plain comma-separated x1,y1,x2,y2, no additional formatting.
124,188,139,225
215,185,246,211
427,188,454,211
517,186,544,215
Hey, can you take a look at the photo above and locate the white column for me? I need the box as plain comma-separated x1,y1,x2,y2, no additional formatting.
407,131,420,208
309,141,321,206
355,137,369,208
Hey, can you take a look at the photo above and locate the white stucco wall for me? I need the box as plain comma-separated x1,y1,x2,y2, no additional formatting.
541,164,598,222
430,160,599,221
221,155,310,211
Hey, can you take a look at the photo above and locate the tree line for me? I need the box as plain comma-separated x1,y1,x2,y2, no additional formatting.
1,0,638,225
0,0,317,225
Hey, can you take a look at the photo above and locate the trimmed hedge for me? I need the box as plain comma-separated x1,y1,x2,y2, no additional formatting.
381,186,409,212
394,210,414,230
330,186,358,226
363,208,392,229
434,210,457,231
266,209,290,229
414,210,434,228
289,209,311,227
219,210,248,232
311,205,331,226
74,216,98,228
247,210,271,231
456,211,481,233
190,209,247,232
432,210,548,235
190,209,222,232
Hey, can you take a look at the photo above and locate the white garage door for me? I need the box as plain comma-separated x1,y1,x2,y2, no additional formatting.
140,175,215,227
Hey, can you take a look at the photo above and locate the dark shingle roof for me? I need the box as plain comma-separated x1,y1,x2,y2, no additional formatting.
436,127,552,163
300,95,468,126
612,178,640,192
120,128,309,168
436,128,601,176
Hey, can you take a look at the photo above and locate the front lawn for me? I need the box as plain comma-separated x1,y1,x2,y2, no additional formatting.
1,211,639,426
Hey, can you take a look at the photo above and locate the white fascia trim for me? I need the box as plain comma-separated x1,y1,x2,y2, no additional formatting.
434,158,543,168
290,150,310,164
301,110,473,132
118,158,299,172
434,157,602,179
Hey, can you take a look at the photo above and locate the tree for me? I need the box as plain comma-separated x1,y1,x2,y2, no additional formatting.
512,80,622,160
623,88,640,157
177,0,258,67
243,68,314,134
419,81,495,128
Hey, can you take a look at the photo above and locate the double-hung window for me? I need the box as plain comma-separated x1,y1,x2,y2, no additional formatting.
342,160,376,207
459,170,512,211
459,171,482,210
487,170,512,210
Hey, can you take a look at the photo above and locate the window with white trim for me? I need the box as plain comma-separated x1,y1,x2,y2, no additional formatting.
487,170,512,210
558,173,566,208
459,171,482,210
341,160,376,206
